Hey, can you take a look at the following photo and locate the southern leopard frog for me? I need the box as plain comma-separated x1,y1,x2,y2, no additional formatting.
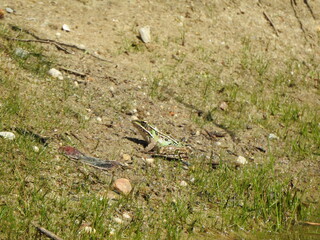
132,120,191,165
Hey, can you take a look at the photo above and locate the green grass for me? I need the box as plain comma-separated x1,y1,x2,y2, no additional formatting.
0,22,319,240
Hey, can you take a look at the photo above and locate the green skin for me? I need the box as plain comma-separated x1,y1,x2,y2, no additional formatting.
132,120,181,148
132,120,191,166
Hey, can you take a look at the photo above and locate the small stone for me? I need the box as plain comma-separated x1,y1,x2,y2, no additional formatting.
5,8,14,13
145,158,154,165
113,178,132,195
33,146,39,152
236,156,248,165
48,68,63,80
139,26,151,43
96,117,102,122
268,133,279,140
62,24,70,32
219,101,228,111
74,81,79,87
55,32,61,38
122,154,131,161
122,212,131,220
109,228,116,236
180,180,188,187
113,217,123,224
0,132,15,140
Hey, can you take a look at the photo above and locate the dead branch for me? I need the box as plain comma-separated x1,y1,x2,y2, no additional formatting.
263,11,279,37
58,66,87,77
302,221,320,226
33,224,63,240
303,0,316,20
290,0,307,40
8,24,112,62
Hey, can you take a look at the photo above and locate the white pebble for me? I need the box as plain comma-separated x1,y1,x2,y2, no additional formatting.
113,217,123,224
180,180,188,187
109,228,116,235
62,24,71,32
122,212,131,220
33,146,39,152
145,158,154,165
5,8,14,13
0,132,15,140
96,117,102,122
139,26,151,43
48,68,63,80
268,133,279,140
236,156,248,165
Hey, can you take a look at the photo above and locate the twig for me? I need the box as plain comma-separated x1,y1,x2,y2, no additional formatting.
302,221,320,226
58,66,87,77
263,11,279,37
303,0,316,20
33,224,63,240
5,37,73,54
8,24,112,62
290,0,307,40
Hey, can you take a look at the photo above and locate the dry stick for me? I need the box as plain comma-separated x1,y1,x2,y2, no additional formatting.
58,66,87,77
263,11,279,37
33,224,63,240
8,25,112,62
290,0,308,40
303,0,316,20
6,37,73,54
302,221,320,226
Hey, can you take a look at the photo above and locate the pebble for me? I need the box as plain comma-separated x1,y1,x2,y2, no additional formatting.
219,101,228,111
180,180,188,187
62,24,70,32
113,217,123,224
96,117,102,122
122,212,131,220
139,26,151,43
113,178,132,195
236,156,248,165
268,133,279,140
122,154,131,161
145,157,154,165
48,68,63,80
0,131,15,140
5,8,14,13
109,228,116,236
33,146,39,152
